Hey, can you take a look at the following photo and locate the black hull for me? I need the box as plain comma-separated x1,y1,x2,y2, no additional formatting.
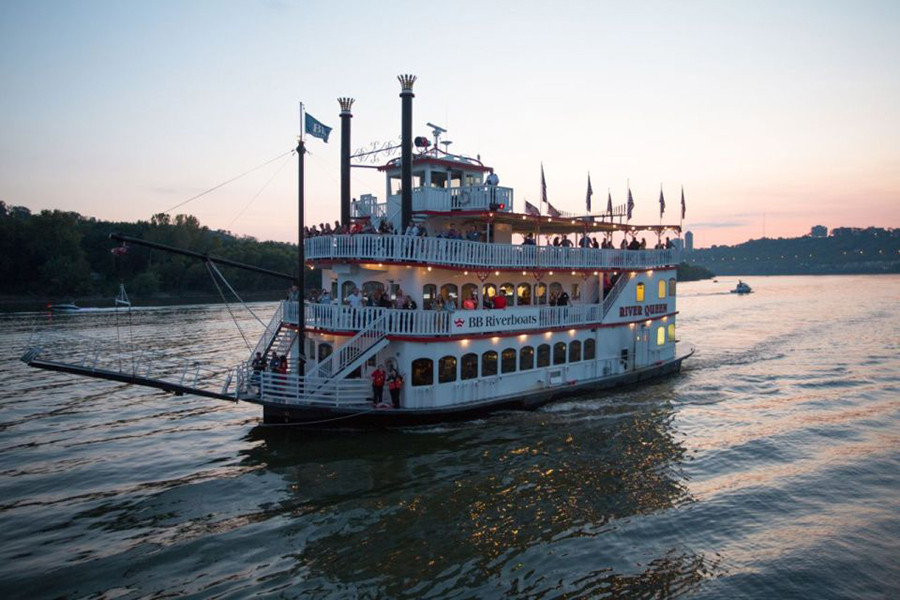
253,353,691,429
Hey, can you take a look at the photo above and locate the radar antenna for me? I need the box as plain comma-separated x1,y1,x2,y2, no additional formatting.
426,122,447,149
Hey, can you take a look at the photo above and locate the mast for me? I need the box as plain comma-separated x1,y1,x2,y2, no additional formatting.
297,132,306,376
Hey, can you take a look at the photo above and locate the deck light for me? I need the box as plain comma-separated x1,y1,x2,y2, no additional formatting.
646,320,652,326
648,270,653,275
569,329,575,335
629,323,635,329
571,271,576,275
492,336,499,343
464,270,468,275
544,332,552,338
427,266,432,271
522,271,527,275
593,271,598,275
461,339,469,347
495,271,499,275
518,334,527,341
548,271,553,275
378,263,383,267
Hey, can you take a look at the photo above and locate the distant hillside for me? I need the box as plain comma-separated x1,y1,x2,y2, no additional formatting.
685,227,900,275
0,202,319,301
677,262,715,281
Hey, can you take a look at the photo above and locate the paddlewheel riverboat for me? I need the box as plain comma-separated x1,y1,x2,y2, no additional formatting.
22,75,691,428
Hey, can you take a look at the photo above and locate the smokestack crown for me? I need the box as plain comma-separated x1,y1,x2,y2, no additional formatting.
398,74,417,93
338,97,355,115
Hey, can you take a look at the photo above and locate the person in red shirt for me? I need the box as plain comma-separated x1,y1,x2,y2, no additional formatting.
493,293,507,309
387,367,404,409
370,364,386,406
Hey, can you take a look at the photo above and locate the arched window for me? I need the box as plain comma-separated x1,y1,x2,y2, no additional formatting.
569,340,582,362
412,358,434,386
553,342,567,365
440,283,459,304
482,283,497,305
537,344,551,367
520,346,534,370
516,283,532,306
461,353,478,380
549,282,563,302
669,278,676,296
658,279,667,299
318,343,332,362
636,282,645,302
341,281,356,302
570,282,581,302
422,284,437,309
461,283,478,309
362,281,385,302
438,355,457,383
668,323,676,341
482,350,498,377
584,338,596,360
534,282,547,305
501,348,517,373
499,283,515,306
656,326,665,346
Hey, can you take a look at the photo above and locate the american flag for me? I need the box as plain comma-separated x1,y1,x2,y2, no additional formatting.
681,186,686,220
627,187,635,220
541,163,548,209
659,187,666,218
586,173,593,213
524,200,540,216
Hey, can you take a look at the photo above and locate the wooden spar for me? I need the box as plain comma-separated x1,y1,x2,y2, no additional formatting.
109,233,295,281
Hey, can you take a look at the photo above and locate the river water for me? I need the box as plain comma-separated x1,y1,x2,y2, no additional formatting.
0,275,898,599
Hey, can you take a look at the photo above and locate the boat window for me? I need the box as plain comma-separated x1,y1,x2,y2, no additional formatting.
553,342,567,365
461,353,478,380
669,278,676,296
422,284,437,309
341,281,356,302
636,282,645,302
668,323,675,341
549,282,563,304
520,346,534,370
516,283,532,306
362,281,385,302
440,284,459,304
657,326,665,346
570,283,580,302
318,343,333,362
534,283,547,305
584,338,596,360
499,283,515,306
461,283,478,309
411,358,434,386
501,348,517,373
482,351,498,377
438,355,457,383
569,340,582,362
658,279,667,299
483,283,497,305
537,344,551,367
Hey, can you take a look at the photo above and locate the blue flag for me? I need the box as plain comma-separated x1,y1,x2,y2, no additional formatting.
305,112,332,142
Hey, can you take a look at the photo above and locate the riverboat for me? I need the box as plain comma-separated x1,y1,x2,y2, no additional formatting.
22,74,692,428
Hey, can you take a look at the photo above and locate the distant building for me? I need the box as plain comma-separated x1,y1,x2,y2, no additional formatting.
684,231,694,251
810,225,827,237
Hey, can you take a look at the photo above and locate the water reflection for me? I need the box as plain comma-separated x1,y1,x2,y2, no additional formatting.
238,396,718,597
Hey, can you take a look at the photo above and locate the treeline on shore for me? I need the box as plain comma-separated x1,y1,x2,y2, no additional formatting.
685,227,900,275
676,263,715,281
0,203,315,300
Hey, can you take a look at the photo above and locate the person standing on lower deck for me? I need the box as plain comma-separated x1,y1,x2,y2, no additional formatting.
387,366,403,409
371,364,386,406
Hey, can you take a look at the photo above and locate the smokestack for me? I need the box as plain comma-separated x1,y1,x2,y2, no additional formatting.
338,97,354,228
398,74,416,232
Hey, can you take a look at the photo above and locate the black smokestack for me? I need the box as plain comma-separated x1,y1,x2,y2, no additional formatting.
338,97,354,228
398,74,416,232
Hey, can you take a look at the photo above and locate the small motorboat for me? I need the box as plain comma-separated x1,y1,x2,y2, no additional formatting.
731,281,752,294
49,303,81,312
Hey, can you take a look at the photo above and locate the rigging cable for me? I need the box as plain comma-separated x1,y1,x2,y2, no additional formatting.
225,151,295,230
162,149,294,215
205,261,252,352
207,260,267,328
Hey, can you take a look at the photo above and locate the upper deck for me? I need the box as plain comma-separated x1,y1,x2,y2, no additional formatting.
306,234,679,271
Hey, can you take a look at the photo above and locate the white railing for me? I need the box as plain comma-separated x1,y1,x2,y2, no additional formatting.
293,302,604,337
602,272,631,317
406,185,514,212
251,301,285,360
305,234,678,271
308,312,388,379
235,364,370,406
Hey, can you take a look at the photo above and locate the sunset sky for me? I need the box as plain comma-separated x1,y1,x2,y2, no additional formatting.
1,0,898,247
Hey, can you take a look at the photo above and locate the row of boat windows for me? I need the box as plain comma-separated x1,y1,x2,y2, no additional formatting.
340,278,676,307
410,340,598,386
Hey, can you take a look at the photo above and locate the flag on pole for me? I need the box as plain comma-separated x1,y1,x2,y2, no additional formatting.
524,200,540,216
606,189,613,215
586,173,593,213
546,201,561,218
626,187,635,220
304,112,332,142
659,186,666,218
540,163,548,210
681,186,686,220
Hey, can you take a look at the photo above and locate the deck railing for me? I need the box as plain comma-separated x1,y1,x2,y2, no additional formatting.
235,363,370,406
408,185,514,212
305,234,678,271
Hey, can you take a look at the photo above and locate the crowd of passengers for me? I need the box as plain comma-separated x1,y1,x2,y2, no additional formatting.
306,219,675,249
304,284,573,311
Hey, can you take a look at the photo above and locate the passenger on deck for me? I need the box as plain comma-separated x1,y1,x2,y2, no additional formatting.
371,364,386,406
347,287,363,308
523,232,536,245
553,236,561,247
557,291,570,306
579,235,591,248
387,366,403,409
628,237,641,250
378,291,393,309
561,236,573,247
466,227,481,242
402,295,417,309
251,352,265,373
492,293,507,309
318,290,332,304
620,238,628,249
665,237,673,249
463,294,476,310
640,238,647,249
268,353,281,372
